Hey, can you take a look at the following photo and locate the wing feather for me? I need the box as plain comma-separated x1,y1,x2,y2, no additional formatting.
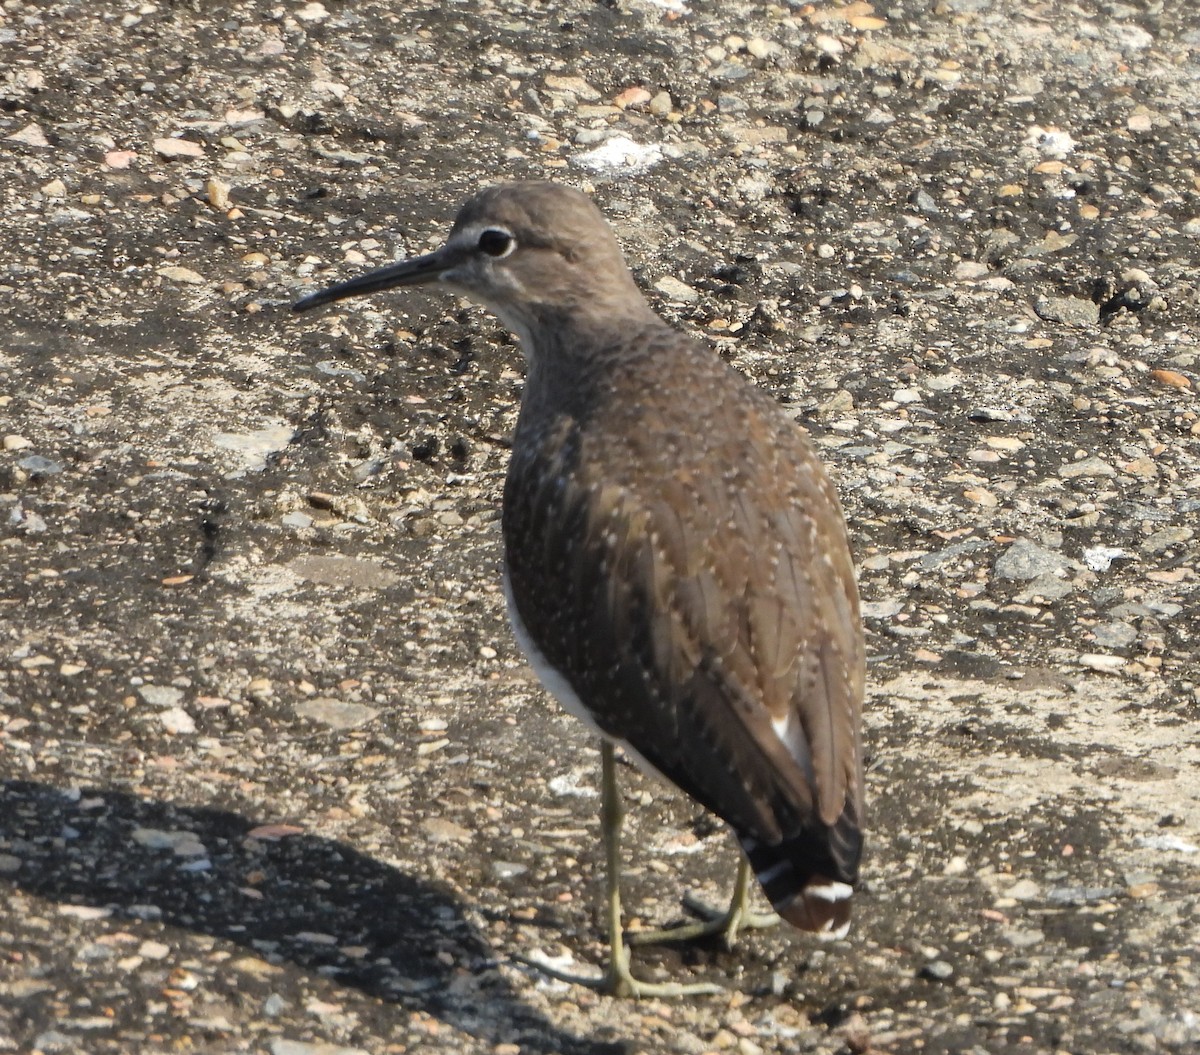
503,346,864,852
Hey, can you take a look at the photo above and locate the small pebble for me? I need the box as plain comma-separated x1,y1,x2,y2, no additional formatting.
153,137,205,159
920,959,954,981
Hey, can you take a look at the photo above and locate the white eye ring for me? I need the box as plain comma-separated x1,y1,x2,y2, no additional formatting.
477,227,516,258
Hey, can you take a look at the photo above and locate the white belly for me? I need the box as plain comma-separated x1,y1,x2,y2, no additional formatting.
503,568,605,736
502,568,670,785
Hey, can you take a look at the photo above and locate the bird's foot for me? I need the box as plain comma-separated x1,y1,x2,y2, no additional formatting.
626,894,780,950
514,949,723,998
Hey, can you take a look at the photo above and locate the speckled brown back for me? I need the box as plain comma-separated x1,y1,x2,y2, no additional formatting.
502,317,865,918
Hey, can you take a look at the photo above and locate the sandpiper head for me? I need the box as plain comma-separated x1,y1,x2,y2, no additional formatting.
293,182,649,346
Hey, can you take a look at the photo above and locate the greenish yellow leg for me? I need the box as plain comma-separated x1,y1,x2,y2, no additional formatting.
626,853,781,950
515,741,722,997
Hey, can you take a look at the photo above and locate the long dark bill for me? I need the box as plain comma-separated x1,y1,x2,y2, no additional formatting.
292,249,452,313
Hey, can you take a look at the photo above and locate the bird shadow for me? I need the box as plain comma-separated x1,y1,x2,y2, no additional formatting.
0,778,622,1054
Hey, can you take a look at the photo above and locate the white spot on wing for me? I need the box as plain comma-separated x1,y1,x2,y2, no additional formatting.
770,711,815,785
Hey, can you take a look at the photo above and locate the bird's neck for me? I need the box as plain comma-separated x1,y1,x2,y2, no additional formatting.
521,288,661,355
513,300,668,424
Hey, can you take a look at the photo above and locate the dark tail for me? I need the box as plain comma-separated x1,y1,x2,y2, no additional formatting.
739,817,862,941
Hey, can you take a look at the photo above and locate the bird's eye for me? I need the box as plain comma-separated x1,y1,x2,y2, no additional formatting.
477,228,515,258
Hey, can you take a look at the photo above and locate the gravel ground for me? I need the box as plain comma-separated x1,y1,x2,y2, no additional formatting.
2,1,1199,1052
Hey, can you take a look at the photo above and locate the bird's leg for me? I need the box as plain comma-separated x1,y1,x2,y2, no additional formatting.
626,854,781,950
515,741,722,998
679,855,782,945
